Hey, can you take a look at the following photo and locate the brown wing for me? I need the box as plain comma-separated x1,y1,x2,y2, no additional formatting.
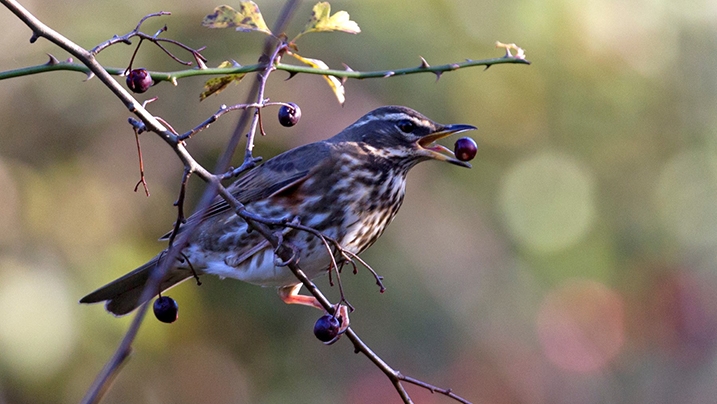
160,141,332,240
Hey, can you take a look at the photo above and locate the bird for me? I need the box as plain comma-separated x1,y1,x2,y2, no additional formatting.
80,105,475,320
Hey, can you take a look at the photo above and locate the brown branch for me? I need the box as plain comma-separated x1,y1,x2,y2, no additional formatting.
131,125,150,196
92,11,207,68
178,102,282,142
168,167,191,248
401,375,471,404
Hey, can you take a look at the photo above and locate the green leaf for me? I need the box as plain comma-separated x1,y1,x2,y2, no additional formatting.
296,2,360,38
202,2,272,35
199,61,246,101
290,53,345,105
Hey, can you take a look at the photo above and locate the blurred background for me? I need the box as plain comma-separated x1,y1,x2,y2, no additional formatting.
2,0,717,403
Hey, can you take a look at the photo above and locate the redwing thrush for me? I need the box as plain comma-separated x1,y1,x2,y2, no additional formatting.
80,106,475,316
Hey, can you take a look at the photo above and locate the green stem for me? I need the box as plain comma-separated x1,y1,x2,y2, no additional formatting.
0,55,529,83
278,56,530,79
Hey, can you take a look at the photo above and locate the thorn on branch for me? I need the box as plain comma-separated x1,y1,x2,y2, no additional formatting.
419,56,430,69
30,33,39,43
45,54,60,65
341,63,355,85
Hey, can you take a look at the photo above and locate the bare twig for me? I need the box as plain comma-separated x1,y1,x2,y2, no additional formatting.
401,375,472,404
168,167,192,248
92,11,207,69
177,101,283,141
131,125,150,196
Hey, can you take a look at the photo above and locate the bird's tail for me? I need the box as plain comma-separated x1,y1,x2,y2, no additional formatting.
80,254,194,316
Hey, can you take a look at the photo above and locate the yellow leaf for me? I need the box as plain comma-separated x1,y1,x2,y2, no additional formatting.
202,2,272,35
202,5,237,29
290,53,345,105
199,61,246,101
297,2,360,38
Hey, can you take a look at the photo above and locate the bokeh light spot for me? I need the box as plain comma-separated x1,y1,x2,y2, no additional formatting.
656,149,717,248
500,151,596,253
536,279,625,373
0,158,21,246
0,260,77,382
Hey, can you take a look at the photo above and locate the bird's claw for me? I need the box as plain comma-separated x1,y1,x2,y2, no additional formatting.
323,304,350,345
273,217,301,267
274,242,299,267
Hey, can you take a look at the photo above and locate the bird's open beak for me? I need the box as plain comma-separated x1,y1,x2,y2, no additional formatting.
417,123,477,168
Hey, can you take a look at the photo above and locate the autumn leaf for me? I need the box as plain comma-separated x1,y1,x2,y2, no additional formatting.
202,2,272,35
294,2,360,40
199,61,246,101
290,53,345,105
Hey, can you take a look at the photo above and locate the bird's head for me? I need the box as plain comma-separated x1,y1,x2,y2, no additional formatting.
330,106,476,169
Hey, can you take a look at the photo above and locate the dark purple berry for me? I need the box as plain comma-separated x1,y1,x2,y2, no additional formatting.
126,68,153,93
153,296,178,323
313,314,340,342
278,103,301,127
454,137,478,162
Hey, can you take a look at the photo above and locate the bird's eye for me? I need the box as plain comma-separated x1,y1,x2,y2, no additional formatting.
396,119,416,133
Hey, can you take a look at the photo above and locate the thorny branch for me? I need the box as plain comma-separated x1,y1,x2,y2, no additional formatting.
0,53,529,83
0,1,530,403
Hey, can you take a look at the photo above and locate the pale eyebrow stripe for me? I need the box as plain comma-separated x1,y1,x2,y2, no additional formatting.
350,113,425,129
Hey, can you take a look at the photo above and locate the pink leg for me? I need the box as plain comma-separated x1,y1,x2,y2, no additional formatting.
278,284,350,335
278,284,323,308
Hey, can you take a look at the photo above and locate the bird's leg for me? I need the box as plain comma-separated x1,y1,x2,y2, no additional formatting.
278,283,323,309
278,284,350,334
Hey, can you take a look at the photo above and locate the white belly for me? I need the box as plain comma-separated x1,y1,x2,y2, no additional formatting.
183,235,333,287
